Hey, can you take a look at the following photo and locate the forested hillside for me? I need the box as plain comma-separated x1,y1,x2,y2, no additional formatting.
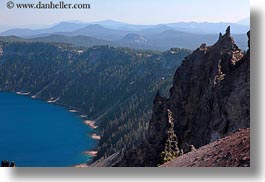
0,41,191,159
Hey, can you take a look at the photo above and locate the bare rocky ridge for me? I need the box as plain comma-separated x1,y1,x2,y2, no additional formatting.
165,26,250,151
91,27,250,167
160,128,250,167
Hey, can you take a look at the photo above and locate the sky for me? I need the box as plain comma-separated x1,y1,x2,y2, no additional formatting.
0,0,250,28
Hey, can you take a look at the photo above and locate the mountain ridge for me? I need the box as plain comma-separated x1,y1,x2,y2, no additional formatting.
0,20,249,51
1,20,250,34
0,29,249,51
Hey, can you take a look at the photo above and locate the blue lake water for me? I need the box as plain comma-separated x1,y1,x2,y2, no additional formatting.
0,92,96,167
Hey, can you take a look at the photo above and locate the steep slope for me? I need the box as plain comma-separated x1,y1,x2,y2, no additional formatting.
165,27,250,151
108,27,250,167
160,128,250,167
0,42,191,160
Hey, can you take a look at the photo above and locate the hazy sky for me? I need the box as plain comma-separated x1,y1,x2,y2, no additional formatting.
0,0,249,27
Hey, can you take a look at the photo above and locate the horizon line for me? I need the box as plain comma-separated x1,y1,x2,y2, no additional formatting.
0,18,250,30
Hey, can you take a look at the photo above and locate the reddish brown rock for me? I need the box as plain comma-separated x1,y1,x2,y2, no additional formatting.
160,128,250,167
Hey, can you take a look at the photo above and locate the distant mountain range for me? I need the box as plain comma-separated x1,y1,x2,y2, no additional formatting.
0,20,250,50
237,17,250,26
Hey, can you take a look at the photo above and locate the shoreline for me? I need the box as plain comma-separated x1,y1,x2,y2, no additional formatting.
16,91,31,96
2,91,100,167
74,163,88,167
84,120,98,129
47,97,60,103
91,133,101,140
83,150,98,157
74,150,98,167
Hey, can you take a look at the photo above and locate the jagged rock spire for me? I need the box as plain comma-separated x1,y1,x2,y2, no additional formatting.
217,26,231,42
214,26,238,51
225,26,231,37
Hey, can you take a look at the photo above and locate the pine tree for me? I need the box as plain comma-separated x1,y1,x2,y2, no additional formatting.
161,109,181,163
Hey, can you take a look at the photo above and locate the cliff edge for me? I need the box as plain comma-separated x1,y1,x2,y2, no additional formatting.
91,27,250,167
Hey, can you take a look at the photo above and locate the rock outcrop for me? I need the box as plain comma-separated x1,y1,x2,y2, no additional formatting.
90,27,250,167
165,26,250,151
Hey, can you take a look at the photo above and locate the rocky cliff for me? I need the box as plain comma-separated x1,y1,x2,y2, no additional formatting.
93,27,250,167
164,26,250,152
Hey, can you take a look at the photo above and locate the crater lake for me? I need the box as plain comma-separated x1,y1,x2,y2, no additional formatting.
0,92,96,167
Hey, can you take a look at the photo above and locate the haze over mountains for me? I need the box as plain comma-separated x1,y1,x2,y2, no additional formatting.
0,20,250,50
237,17,250,26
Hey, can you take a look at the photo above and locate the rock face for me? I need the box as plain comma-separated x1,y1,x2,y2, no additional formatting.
111,27,250,167
160,128,250,167
166,26,249,151
90,27,250,167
